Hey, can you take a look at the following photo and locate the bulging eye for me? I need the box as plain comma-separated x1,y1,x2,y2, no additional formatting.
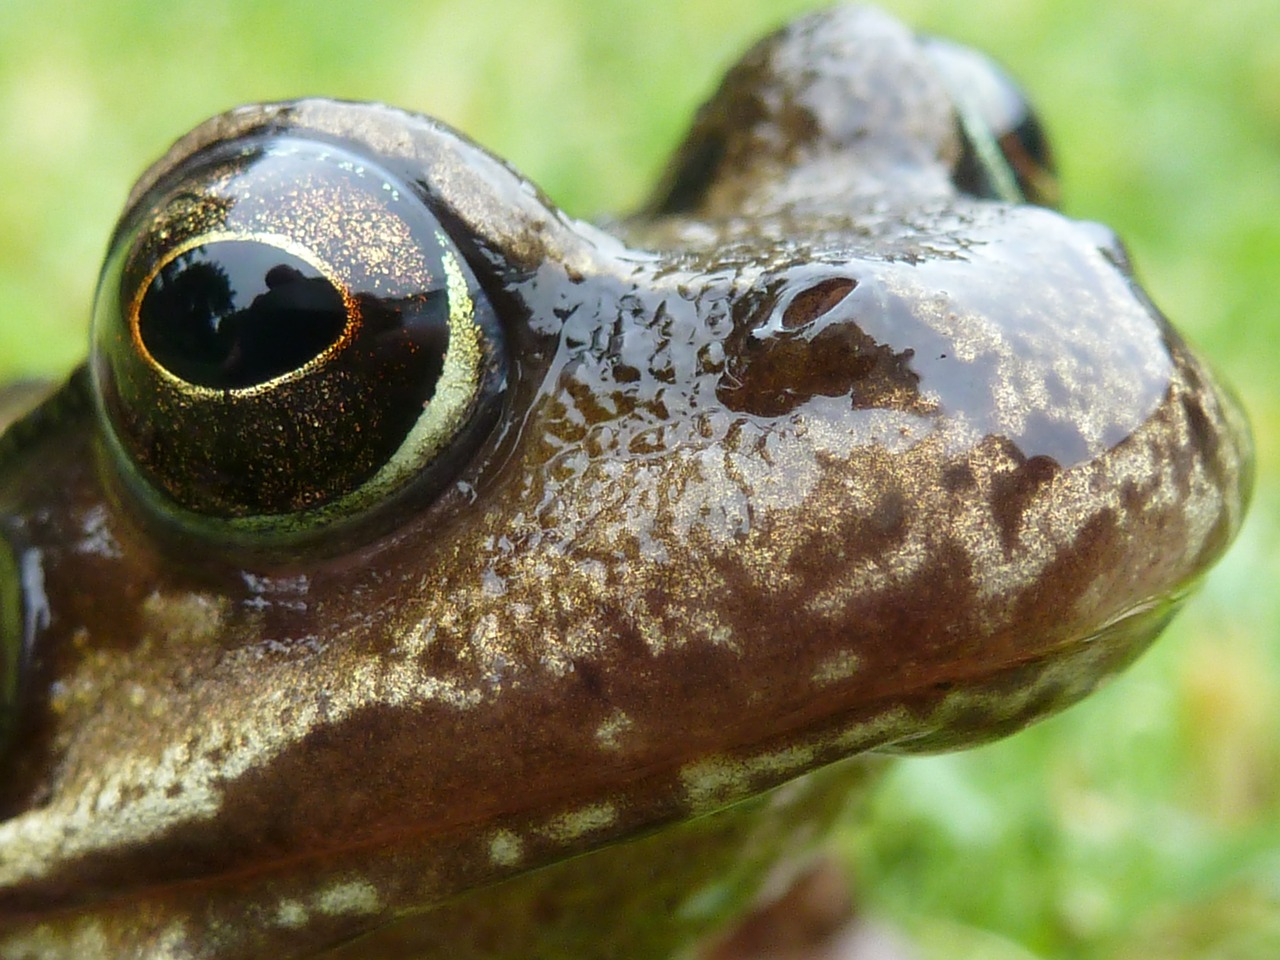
923,37,1059,208
0,537,21,761
91,135,506,547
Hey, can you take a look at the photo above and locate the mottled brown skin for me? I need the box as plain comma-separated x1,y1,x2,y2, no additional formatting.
0,6,1253,960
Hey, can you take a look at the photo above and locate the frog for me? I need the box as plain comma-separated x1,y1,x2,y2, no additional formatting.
0,5,1253,959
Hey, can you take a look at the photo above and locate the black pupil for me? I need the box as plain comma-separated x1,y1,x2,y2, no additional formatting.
137,240,348,389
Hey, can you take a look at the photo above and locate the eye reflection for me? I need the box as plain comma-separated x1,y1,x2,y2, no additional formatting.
138,240,349,390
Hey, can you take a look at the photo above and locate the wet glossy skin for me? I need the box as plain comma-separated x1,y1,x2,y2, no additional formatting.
0,6,1253,960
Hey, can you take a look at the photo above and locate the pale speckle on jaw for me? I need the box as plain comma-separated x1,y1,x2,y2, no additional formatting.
681,747,820,814
537,803,619,843
265,878,382,937
487,829,524,868
315,878,382,917
275,900,309,929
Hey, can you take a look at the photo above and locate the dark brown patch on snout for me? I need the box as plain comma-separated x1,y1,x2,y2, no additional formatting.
718,276,929,418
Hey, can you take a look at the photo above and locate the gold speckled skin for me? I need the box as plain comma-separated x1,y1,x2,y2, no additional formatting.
0,6,1253,959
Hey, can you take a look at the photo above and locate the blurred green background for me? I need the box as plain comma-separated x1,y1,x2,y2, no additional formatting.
0,0,1276,956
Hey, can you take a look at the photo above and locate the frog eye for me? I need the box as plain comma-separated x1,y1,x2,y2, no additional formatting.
91,135,505,546
923,37,1059,208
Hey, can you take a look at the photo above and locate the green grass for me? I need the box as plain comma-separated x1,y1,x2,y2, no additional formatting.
1,0,1277,956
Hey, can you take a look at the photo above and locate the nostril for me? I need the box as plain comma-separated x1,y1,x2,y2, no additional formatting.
781,277,858,329
719,273,927,419
1074,220,1133,275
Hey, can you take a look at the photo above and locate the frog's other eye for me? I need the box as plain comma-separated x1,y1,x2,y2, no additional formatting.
91,135,506,547
0,538,21,761
923,37,1059,209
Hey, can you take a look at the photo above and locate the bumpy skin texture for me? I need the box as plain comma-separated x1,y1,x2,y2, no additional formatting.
0,6,1253,959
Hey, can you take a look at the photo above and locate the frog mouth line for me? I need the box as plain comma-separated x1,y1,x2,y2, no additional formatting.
666,593,1182,824
872,594,1184,755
